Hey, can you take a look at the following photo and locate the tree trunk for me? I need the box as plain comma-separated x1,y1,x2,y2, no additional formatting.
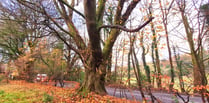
173,46,185,93
82,0,107,95
148,7,162,88
59,79,65,87
131,48,147,102
154,40,162,89
114,46,119,82
163,20,175,91
180,11,207,90
179,10,209,102
128,49,131,86
140,32,151,84
140,32,159,102
151,42,157,87
120,40,125,82
106,52,112,83
80,65,107,95
150,21,162,88
158,0,175,91
26,61,35,82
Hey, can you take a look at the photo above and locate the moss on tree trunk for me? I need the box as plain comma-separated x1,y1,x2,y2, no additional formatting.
79,68,107,95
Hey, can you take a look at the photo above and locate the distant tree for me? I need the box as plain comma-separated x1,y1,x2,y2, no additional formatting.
0,1,50,82
148,6,162,88
0,6,25,60
173,46,185,93
158,0,175,91
139,31,151,85
176,0,209,102
200,3,209,61
200,3,209,26
129,35,146,102
48,49,67,87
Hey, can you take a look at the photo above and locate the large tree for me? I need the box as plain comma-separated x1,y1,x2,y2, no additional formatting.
16,0,153,94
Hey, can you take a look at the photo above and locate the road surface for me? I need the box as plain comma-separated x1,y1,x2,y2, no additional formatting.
55,82,204,103
106,87,203,103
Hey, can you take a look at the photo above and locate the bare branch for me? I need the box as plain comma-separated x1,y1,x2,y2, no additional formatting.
68,0,75,19
114,0,126,24
28,34,51,38
98,17,154,32
41,7,73,36
203,57,209,62
121,0,140,21
47,24,80,58
58,0,85,18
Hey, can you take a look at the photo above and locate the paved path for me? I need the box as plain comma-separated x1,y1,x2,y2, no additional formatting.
54,82,204,103
106,87,204,103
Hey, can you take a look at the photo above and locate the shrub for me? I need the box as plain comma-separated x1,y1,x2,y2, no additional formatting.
0,90,5,95
0,74,6,83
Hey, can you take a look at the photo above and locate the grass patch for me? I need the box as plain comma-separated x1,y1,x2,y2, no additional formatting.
42,92,53,103
0,84,44,103
0,80,135,103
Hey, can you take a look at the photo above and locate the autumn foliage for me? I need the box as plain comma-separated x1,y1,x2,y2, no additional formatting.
0,80,137,103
